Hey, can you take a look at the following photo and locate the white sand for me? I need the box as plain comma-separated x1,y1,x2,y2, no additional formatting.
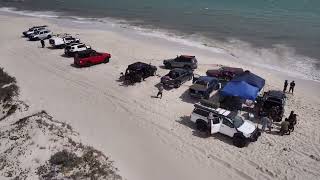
0,13,320,180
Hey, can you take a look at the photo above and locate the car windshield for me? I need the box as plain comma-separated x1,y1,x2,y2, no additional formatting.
196,80,208,86
168,71,179,79
233,116,244,128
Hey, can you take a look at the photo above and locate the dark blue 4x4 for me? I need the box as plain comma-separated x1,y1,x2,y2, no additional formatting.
189,76,220,99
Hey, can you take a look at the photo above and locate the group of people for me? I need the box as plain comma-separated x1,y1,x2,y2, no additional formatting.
279,111,297,136
283,80,296,94
260,110,298,136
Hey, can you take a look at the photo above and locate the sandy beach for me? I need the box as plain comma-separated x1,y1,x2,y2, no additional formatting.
0,12,320,180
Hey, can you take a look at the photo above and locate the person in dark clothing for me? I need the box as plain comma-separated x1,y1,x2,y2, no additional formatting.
288,111,294,120
156,83,164,99
279,120,290,135
283,80,288,93
289,81,295,94
40,39,45,48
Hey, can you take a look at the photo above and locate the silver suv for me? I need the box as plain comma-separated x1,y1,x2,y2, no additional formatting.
22,25,47,37
29,29,52,41
163,55,198,69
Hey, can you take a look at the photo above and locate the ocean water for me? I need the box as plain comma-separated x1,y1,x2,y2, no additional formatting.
1,0,320,81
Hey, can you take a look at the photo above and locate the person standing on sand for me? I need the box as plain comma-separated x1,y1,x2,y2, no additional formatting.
156,83,164,99
283,80,288,93
289,81,295,94
261,115,272,132
40,39,45,48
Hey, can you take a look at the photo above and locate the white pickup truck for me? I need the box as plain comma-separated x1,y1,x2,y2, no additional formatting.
49,34,80,48
190,102,261,147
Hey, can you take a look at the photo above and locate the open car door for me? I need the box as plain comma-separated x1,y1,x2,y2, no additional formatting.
210,118,221,134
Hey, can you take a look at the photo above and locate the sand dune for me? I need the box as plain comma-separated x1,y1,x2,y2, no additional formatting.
0,13,320,180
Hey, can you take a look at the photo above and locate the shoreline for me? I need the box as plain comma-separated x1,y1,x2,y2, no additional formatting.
1,7,320,83
1,13,320,180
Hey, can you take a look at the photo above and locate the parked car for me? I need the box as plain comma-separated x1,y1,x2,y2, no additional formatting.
74,49,111,67
22,25,47,37
206,66,244,81
163,55,198,69
28,29,52,41
189,76,219,99
258,90,286,122
49,34,80,48
190,102,261,148
64,43,91,57
124,62,157,83
160,68,193,88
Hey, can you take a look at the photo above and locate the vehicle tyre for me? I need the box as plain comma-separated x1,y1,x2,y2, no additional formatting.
196,120,208,132
233,134,246,148
174,81,181,88
47,35,52,39
136,74,143,82
104,58,110,63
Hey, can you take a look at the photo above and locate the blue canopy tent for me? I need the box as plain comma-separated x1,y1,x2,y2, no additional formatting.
232,71,265,90
220,81,259,100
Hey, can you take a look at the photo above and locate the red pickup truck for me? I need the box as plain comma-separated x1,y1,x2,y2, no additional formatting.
74,49,111,67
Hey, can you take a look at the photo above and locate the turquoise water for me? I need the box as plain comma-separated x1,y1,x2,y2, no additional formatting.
1,0,320,80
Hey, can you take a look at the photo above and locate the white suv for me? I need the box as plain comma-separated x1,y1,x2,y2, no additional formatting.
190,102,261,147
29,29,53,41
49,34,80,48
22,25,47,37
64,43,91,57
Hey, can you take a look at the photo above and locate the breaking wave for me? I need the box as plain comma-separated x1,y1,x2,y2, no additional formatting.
1,6,319,82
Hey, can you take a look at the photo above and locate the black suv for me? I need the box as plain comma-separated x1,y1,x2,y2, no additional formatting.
163,55,198,69
160,68,193,88
258,90,286,122
124,62,157,83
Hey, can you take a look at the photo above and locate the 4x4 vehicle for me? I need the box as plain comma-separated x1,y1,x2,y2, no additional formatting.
124,62,157,83
206,66,244,81
74,49,111,67
258,90,286,122
189,76,219,99
28,29,52,40
163,55,198,69
22,25,47,37
190,102,261,148
49,34,80,48
64,43,91,57
160,68,193,88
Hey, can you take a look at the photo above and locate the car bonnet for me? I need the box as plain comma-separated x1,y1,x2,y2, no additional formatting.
237,121,256,137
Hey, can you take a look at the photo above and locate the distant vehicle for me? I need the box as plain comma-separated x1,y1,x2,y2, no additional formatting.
206,66,244,81
258,90,286,122
64,43,91,57
160,68,193,88
22,25,47,37
189,76,220,99
49,34,80,48
124,62,157,83
28,29,52,41
74,49,111,67
163,55,198,69
190,102,261,148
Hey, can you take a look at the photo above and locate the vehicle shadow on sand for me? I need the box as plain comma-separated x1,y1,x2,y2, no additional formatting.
176,115,234,146
179,89,200,104
61,54,72,58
